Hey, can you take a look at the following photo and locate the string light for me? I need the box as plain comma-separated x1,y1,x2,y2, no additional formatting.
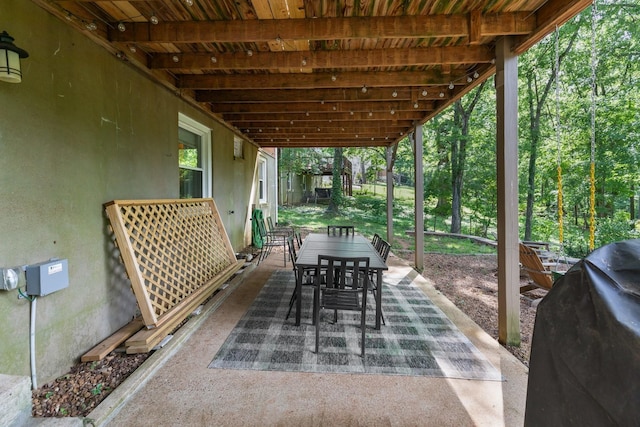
117,22,126,32
150,14,159,25
448,82,454,89
421,89,428,96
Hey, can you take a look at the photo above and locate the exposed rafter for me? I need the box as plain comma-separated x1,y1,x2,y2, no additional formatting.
108,14,535,44
33,0,592,149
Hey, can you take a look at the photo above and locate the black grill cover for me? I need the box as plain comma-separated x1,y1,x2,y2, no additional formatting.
524,239,640,426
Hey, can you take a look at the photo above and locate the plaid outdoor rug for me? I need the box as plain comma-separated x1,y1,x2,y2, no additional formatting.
209,270,502,380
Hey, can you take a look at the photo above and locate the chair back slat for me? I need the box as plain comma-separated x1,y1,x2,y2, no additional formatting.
327,225,355,236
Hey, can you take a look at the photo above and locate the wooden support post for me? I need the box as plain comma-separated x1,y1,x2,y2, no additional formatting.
496,37,521,346
386,145,394,244
414,127,424,272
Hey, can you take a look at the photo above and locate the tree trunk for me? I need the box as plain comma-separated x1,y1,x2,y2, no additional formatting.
450,82,487,234
450,102,464,234
524,29,578,240
327,148,343,213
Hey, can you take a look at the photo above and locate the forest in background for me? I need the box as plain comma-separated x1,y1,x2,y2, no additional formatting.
279,1,640,258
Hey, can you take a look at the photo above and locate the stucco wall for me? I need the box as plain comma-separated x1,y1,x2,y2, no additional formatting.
0,0,258,384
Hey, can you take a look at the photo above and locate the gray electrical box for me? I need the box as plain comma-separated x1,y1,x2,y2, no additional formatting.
25,259,69,296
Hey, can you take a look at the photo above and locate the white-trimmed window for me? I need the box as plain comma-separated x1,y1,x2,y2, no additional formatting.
178,114,211,198
258,158,267,204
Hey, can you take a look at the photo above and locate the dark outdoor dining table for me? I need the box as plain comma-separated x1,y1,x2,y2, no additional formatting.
294,233,388,329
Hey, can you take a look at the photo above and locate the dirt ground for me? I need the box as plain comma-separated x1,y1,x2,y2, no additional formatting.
395,251,541,367
32,248,541,418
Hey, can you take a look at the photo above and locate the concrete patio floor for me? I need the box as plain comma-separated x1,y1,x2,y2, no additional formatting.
36,250,529,426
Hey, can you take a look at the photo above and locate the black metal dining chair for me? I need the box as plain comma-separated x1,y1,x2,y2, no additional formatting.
256,218,289,266
285,236,320,322
327,225,355,236
314,255,370,357
369,237,390,325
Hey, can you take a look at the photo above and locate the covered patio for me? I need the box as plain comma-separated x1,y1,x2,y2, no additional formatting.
0,1,591,424
29,0,592,346
86,251,528,426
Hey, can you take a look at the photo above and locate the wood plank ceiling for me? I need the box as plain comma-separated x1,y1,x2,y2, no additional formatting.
33,0,591,148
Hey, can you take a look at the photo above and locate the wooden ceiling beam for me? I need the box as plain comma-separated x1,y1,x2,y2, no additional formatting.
179,70,467,90
151,45,493,70
258,140,393,148
108,13,534,43
196,87,448,103
223,111,423,122
513,0,592,54
240,124,413,134
209,100,434,114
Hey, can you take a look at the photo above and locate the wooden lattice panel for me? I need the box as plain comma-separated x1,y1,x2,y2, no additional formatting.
105,199,239,328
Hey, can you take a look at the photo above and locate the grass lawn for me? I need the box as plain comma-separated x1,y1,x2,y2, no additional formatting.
278,197,496,256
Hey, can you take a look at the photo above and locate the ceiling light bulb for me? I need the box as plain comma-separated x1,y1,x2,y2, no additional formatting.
211,56,217,63
150,15,159,25
259,129,262,132
290,120,294,124
332,105,337,111
117,22,126,32
86,22,97,31
301,59,307,66
368,111,373,117
449,82,454,89
439,92,445,98
390,109,395,115
184,0,193,5
414,102,419,108
302,135,306,139
275,127,279,131
371,137,374,141
247,49,253,56
305,111,309,116
331,74,337,82
467,76,473,83
361,85,367,93
317,127,320,132
129,45,137,53
421,89,428,96
172,55,179,62
355,135,358,138
392,90,398,97
491,58,496,64
341,127,345,131
474,71,479,79
350,111,354,115
320,100,324,104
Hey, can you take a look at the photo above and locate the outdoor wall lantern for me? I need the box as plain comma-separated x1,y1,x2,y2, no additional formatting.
0,31,29,83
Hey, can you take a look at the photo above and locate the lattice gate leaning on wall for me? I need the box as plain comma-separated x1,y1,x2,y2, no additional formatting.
105,199,243,329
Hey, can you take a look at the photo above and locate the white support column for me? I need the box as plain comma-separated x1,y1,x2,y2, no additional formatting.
386,146,394,244
414,127,424,271
496,37,521,346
